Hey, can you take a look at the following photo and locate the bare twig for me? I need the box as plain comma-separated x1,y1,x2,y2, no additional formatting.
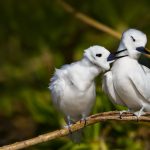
1,111,150,150
58,0,121,39
1,2,150,150
58,0,150,57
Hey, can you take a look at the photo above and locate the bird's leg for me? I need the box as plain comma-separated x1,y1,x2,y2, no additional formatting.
119,109,131,119
80,114,87,127
65,116,73,134
134,106,145,121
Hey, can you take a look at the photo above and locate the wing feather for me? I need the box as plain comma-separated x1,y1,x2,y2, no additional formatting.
49,69,66,109
102,71,126,105
128,65,150,102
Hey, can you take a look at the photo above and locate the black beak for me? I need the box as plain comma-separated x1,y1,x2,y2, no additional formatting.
136,47,150,55
107,53,116,61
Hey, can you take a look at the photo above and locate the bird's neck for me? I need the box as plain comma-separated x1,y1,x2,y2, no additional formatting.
116,43,129,57
81,58,101,80
118,42,126,51
117,43,141,59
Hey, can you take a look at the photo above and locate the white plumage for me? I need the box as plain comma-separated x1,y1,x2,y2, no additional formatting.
49,45,111,142
103,29,150,117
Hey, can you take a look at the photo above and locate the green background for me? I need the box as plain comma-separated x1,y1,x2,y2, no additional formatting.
0,0,150,149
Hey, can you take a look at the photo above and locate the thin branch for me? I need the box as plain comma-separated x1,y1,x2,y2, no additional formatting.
58,0,150,57
1,2,150,150
58,0,121,39
1,111,150,150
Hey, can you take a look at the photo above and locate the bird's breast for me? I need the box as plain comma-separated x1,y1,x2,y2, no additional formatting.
60,82,96,117
110,57,146,110
111,57,138,78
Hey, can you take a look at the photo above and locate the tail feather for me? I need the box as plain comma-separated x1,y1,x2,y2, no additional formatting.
68,129,83,143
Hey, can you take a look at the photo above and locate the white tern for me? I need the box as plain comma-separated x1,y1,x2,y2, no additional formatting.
103,29,150,118
49,45,111,142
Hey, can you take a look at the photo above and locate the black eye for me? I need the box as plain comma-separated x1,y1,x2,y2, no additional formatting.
131,36,136,42
96,53,102,57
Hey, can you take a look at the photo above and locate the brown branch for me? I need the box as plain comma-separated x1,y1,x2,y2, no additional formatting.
1,3,150,150
58,0,150,57
58,0,121,39
1,111,150,150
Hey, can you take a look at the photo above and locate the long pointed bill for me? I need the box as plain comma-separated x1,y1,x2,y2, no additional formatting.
136,47,150,55
107,53,116,61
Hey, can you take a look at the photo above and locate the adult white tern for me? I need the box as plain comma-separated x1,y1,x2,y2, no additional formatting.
103,29,150,118
49,45,111,142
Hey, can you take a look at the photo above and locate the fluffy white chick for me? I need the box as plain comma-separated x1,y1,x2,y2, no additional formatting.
49,45,111,142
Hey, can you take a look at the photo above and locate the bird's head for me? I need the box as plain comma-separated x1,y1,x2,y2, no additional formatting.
119,29,150,59
84,45,111,71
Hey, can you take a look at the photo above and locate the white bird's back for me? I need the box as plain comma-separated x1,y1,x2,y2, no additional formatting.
103,29,150,117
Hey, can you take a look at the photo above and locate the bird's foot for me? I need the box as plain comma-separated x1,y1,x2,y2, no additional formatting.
64,123,73,134
65,116,74,134
119,109,130,119
80,114,87,127
133,107,145,122
80,118,87,127
133,112,144,122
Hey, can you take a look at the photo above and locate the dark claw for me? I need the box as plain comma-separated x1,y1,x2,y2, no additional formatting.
134,114,139,122
68,125,72,134
84,118,87,127
119,114,122,119
80,117,87,127
119,111,124,119
66,116,73,134
136,116,139,122
119,110,131,119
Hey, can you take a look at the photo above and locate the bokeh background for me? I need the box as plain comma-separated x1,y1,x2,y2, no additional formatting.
0,0,150,149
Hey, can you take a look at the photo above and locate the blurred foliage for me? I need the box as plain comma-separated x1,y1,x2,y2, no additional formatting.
0,0,150,149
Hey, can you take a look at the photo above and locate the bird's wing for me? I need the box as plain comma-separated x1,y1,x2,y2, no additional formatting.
102,71,125,105
49,69,66,109
141,65,150,74
128,66,150,102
